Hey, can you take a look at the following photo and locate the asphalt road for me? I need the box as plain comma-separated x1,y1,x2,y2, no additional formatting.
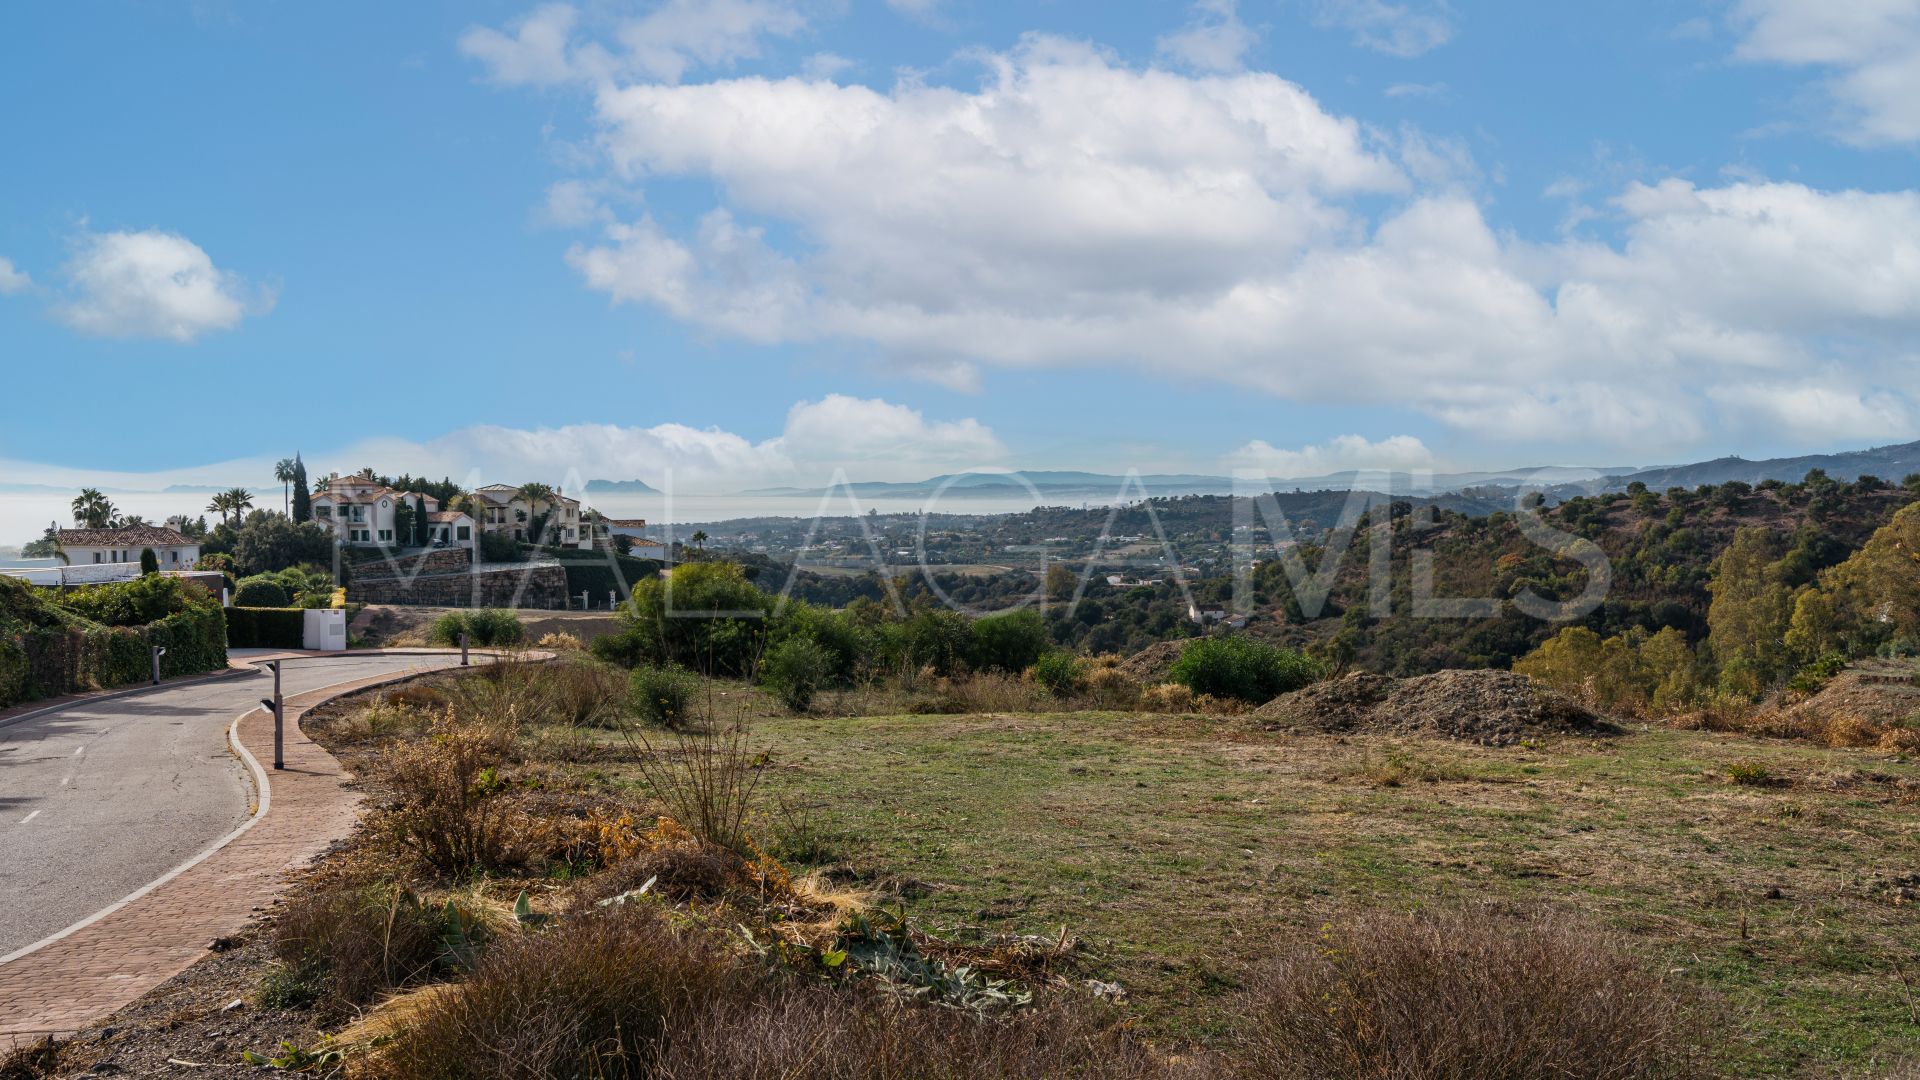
0,654,466,959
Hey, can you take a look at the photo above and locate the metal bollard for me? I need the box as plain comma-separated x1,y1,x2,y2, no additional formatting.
460,631,470,667
150,645,167,685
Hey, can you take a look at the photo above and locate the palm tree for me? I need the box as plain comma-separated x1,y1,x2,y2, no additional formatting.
274,458,297,515
208,488,254,528
71,488,115,528
516,482,556,543
690,529,709,551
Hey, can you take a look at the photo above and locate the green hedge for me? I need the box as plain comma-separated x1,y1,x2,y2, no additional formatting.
225,607,307,649
558,556,664,604
0,597,228,709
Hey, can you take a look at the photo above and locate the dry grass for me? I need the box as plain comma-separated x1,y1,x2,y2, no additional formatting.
1237,907,1703,1080
269,882,450,1020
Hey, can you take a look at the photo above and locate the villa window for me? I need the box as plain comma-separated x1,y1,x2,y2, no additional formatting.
379,529,393,542
94,553,102,563
457,526,471,540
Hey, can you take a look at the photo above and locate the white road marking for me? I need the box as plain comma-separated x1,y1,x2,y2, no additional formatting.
72,746,84,757
20,810,40,824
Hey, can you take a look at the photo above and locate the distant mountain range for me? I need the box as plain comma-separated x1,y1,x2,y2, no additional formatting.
583,478,661,494
733,440,1920,503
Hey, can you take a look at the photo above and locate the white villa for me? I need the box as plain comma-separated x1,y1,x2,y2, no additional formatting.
57,525,201,567
468,484,594,549
311,474,475,549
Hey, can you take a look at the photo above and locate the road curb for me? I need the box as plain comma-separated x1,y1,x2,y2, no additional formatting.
0,653,532,1047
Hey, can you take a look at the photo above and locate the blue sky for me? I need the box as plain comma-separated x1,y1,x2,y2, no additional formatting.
1,0,1917,494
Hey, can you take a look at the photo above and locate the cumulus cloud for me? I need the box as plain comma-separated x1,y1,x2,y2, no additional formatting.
1157,0,1259,73
472,14,1920,453
460,0,807,86
1224,434,1438,478
0,257,29,295
1732,0,1920,145
365,394,1006,492
56,228,267,342
1313,0,1454,58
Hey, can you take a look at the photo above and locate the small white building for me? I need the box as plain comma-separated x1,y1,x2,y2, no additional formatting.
58,525,201,568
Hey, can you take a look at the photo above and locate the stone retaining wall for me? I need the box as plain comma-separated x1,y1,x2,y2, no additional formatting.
347,547,472,581
346,564,568,608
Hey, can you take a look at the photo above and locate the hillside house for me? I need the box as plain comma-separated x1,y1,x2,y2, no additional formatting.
57,525,200,567
311,473,474,550
469,484,593,549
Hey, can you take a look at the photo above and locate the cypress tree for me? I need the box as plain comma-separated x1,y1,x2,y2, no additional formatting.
291,453,311,523
415,495,429,547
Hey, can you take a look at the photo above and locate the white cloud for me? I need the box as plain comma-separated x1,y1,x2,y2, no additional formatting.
1709,380,1914,442
56,228,266,342
536,178,610,228
1384,81,1446,98
359,394,1004,492
801,51,852,80
1157,0,1259,73
1313,0,1454,58
1732,0,1920,145
460,0,808,87
1224,434,1438,477
0,257,29,295
480,18,1920,453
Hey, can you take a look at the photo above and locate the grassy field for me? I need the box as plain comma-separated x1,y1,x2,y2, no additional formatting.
594,703,1920,1077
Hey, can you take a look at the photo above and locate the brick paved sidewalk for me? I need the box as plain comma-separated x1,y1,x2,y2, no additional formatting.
0,664,441,1048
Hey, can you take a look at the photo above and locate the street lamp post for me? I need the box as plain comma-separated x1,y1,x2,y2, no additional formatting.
260,659,284,770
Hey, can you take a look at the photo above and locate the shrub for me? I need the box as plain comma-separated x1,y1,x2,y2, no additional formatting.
1169,636,1322,704
967,609,1051,674
138,547,159,575
1138,682,1195,712
631,724,764,854
631,664,696,728
272,882,452,1019
762,637,830,712
547,659,629,729
365,905,746,1080
1728,759,1774,786
378,715,518,877
1029,651,1085,697
233,578,291,608
598,562,773,676
428,608,524,648
1238,908,1698,1080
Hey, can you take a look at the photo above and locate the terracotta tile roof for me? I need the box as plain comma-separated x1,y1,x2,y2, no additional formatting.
605,519,650,527
426,511,471,523
58,526,195,548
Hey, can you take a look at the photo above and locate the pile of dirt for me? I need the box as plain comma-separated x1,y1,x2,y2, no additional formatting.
1779,661,1920,732
1116,639,1188,684
1256,669,1610,746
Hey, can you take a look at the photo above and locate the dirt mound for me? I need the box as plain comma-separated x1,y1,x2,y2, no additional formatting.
1116,639,1188,684
1256,668,1610,746
1780,661,1920,732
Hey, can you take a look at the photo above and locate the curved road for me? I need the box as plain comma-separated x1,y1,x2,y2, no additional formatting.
0,654,467,958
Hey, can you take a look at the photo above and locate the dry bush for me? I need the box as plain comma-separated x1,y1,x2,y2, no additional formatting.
437,659,552,736
1082,657,1144,709
536,630,584,651
270,881,449,1019
1237,907,1701,1080
362,902,1209,1080
545,658,630,729
377,714,519,877
924,671,1055,713
363,905,750,1080
626,724,766,854
1138,682,1196,713
649,995,1212,1079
